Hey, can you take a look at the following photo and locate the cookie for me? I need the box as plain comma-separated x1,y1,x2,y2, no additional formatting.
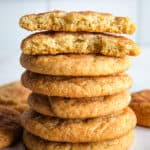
0,106,22,148
21,54,131,76
21,107,136,143
29,91,131,119
23,130,134,150
21,32,140,57
0,81,30,113
21,71,132,98
19,10,136,34
130,89,150,127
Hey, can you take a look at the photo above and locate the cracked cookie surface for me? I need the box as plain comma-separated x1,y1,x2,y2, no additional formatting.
21,54,131,76
21,107,136,143
29,91,130,119
19,10,136,34
21,71,132,98
21,32,140,57
23,130,134,150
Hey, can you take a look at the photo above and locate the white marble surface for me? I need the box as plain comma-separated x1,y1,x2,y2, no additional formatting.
133,127,150,150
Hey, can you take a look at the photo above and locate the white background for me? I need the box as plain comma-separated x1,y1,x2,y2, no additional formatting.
0,0,150,150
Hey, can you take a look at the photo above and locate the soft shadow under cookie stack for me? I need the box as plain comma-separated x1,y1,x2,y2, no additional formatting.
19,11,140,150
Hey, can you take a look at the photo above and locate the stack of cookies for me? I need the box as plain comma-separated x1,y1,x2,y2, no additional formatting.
19,11,140,150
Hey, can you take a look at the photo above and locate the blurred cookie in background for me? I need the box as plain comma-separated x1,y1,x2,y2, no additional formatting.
0,81,30,113
130,89,150,127
0,106,22,148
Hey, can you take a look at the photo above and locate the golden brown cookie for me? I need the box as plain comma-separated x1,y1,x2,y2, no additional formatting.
19,10,136,34
21,32,140,57
29,91,131,119
130,89,150,127
21,107,136,143
0,81,30,113
23,130,134,150
21,54,131,76
0,106,22,148
21,71,132,98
